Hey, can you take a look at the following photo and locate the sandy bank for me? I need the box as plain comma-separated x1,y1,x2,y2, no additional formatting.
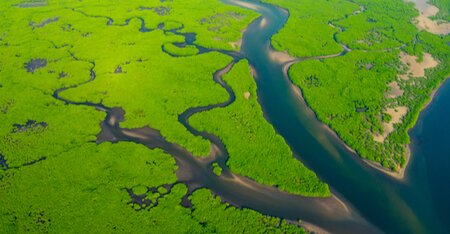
228,28,246,50
269,49,297,64
363,147,410,180
229,38,242,50
232,0,263,11
300,221,332,234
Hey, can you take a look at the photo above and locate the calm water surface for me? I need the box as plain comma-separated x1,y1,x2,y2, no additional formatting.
224,0,450,233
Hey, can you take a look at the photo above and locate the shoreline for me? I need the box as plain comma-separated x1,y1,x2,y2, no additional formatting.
336,76,450,180
298,220,331,234
367,76,450,179
281,60,409,180
362,149,409,180
280,48,449,181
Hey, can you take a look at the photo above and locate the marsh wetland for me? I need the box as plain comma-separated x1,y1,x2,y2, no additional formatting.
0,0,449,233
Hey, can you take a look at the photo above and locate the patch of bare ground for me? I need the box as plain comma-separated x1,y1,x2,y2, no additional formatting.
373,106,408,143
414,4,450,35
228,38,242,50
243,91,251,100
379,52,438,137
228,29,246,50
386,82,404,98
399,52,439,80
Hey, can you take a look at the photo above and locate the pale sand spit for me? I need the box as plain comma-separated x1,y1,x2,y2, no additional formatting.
269,50,297,64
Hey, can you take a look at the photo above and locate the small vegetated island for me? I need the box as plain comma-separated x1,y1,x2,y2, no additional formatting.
0,0,448,232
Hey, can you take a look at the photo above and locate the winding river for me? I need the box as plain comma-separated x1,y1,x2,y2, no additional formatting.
54,0,450,233
221,0,450,232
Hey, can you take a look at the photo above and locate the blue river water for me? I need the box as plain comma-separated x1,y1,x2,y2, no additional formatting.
224,0,450,232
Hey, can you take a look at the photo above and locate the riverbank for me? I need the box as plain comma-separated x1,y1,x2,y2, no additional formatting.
244,0,450,232
280,26,447,181
284,58,448,180
363,149,410,180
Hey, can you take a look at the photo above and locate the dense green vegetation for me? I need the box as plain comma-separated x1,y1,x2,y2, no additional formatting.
190,189,306,233
430,0,450,21
191,60,330,196
290,51,406,169
163,43,200,56
0,142,306,233
2,0,446,231
334,0,418,51
212,162,222,176
0,0,258,157
282,0,450,170
263,0,360,57
0,41,104,167
399,31,450,137
0,0,328,232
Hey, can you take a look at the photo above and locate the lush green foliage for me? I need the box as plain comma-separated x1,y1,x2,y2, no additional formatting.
212,162,222,176
284,0,450,170
62,48,232,157
0,0,321,232
190,189,307,233
263,0,360,57
0,0,257,157
0,41,104,167
335,0,418,51
0,142,305,233
191,60,330,196
290,51,406,169
398,31,450,138
163,43,200,56
430,0,450,21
